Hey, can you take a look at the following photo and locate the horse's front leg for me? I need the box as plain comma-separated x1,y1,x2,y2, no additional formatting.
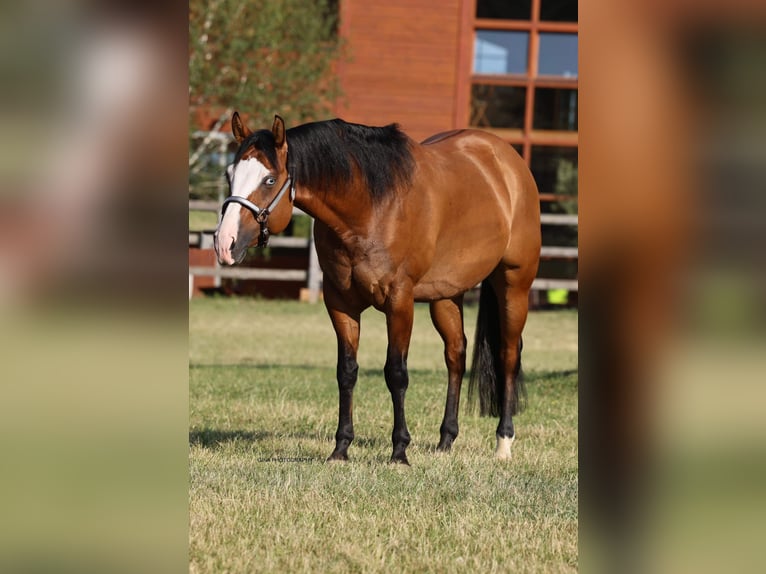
324,286,363,462
384,293,415,465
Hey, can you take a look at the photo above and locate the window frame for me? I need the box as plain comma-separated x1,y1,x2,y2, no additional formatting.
458,0,578,199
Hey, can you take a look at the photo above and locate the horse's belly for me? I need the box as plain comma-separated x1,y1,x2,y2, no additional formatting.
413,279,466,301
413,251,500,301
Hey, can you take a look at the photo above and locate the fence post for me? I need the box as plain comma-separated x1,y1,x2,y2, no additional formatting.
307,218,322,303
214,137,228,289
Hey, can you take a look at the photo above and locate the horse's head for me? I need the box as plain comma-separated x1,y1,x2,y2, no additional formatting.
214,113,293,265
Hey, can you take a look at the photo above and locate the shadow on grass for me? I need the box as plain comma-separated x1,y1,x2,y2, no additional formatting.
524,368,578,382
190,362,446,378
189,363,331,372
190,368,576,452
189,360,578,379
189,427,390,450
189,428,270,448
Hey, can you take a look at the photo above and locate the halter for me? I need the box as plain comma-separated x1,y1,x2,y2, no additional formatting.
221,176,295,247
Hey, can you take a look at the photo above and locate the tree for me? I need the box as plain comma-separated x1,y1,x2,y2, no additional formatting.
189,0,342,197
554,157,578,216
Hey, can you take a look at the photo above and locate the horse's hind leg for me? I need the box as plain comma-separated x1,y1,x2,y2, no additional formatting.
430,296,467,452
491,268,532,460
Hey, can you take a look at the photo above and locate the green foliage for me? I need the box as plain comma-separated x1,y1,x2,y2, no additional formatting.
189,210,218,231
291,214,313,238
189,0,343,201
554,158,578,215
189,0,343,128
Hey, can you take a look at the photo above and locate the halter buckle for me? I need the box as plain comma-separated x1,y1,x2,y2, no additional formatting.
255,210,270,246
257,225,270,247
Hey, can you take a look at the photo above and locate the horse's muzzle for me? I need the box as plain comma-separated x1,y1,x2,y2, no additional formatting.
214,232,238,265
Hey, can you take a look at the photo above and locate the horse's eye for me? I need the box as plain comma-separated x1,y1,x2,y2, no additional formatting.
264,177,276,186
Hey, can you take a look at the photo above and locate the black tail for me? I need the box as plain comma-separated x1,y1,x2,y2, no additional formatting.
468,280,526,417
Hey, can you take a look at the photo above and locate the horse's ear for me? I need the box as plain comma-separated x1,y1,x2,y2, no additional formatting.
232,111,252,143
272,115,287,149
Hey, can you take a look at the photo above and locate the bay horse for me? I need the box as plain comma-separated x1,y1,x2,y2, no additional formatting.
214,113,540,464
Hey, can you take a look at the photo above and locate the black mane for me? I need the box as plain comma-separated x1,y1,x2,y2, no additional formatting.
289,120,415,199
236,119,415,200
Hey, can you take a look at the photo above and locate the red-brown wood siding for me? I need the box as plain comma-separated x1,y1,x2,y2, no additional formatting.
189,248,217,297
335,0,464,141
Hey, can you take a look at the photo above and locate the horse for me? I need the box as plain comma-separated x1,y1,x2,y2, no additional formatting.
214,113,541,464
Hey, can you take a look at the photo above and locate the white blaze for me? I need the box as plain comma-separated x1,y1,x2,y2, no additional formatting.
215,157,269,264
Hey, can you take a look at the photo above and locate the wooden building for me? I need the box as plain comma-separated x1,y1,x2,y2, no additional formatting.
335,0,578,302
335,0,578,190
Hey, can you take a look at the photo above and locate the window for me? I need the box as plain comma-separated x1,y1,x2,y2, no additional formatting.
533,88,578,131
540,0,578,22
530,146,578,197
476,0,531,20
471,85,526,128
474,31,529,75
466,0,578,202
538,33,578,77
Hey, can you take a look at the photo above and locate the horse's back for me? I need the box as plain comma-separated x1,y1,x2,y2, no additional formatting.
418,128,540,236
420,129,533,191
420,129,467,146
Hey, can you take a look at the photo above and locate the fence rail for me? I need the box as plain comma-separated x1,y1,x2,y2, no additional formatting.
540,213,577,225
189,204,578,300
192,200,577,223
540,246,578,258
189,266,308,281
189,200,219,211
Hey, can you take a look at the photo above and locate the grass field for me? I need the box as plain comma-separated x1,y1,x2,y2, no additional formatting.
189,210,218,231
189,297,578,573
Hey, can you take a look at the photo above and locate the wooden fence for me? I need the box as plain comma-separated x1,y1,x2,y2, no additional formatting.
189,202,577,301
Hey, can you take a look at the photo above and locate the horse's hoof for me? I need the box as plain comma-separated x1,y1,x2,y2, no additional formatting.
389,454,410,466
494,435,515,460
436,439,453,453
326,452,348,463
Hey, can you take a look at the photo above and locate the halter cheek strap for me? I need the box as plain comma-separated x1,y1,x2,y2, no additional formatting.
221,176,294,247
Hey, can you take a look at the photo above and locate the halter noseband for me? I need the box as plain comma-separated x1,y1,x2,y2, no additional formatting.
221,176,295,247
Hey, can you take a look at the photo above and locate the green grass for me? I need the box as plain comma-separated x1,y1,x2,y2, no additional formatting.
189,210,218,231
190,298,578,573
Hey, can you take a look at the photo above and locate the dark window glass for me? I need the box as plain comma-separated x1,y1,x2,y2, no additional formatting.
540,0,578,22
511,143,524,156
476,0,531,20
530,146,578,196
533,88,578,130
474,30,529,74
470,85,526,129
538,33,578,77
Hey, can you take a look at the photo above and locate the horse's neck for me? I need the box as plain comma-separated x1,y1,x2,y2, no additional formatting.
294,185,375,237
